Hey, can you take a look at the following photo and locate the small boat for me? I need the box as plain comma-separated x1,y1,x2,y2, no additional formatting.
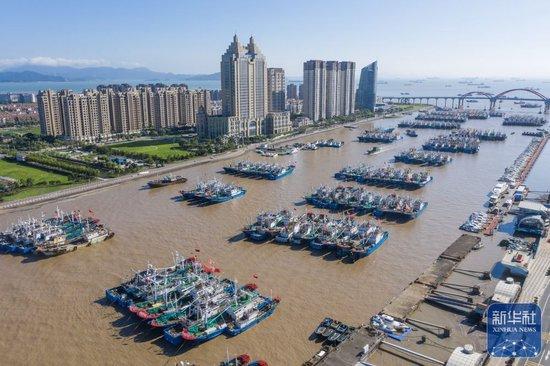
371,313,412,341
365,146,381,155
147,175,187,188
219,354,251,366
314,317,333,336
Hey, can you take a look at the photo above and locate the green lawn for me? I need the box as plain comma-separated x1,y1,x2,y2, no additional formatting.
110,140,192,159
0,125,41,136
2,184,75,202
0,159,70,183
0,159,76,202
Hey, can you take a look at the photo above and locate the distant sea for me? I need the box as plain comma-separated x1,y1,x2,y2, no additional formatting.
1,78,550,100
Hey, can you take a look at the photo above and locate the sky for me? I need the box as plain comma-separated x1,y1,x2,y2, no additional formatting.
1,0,550,79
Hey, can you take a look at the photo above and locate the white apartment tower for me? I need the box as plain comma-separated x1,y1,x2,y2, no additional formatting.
221,35,268,119
303,60,356,122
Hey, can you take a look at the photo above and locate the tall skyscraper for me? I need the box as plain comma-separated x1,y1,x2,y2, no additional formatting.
356,61,377,111
303,60,355,122
37,90,63,136
267,67,286,112
220,35,267,119
286,83,298,99
303,60,326,122
338,61,356,116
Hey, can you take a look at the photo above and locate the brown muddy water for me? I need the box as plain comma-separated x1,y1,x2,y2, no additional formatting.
0,115,548,366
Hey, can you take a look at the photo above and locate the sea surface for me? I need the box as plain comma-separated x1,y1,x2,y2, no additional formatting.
0,103,548,365
2,77,550,103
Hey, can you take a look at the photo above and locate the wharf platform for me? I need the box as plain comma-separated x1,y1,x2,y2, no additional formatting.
383,234,480,319
310,234,480,366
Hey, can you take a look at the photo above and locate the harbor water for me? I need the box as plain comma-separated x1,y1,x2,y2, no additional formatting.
0,110,548,365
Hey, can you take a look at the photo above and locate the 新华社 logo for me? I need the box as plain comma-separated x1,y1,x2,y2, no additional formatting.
487,303,541,358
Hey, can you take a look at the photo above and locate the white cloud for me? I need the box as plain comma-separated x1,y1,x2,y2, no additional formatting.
0,57,142,69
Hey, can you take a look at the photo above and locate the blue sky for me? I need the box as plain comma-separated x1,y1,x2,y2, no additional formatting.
2,0,549,78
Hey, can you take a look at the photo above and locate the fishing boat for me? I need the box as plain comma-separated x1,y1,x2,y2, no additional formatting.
503,115,546,126
243,210,293,241
181,180,246,203
1,209,114,256
337,164,433,189
225,296,279,336
147,175,187,188
394,148,452,166
317,139,344,148
373,194,428,220
398,120,461,130
422,135,480,154
358,129,400,143
223,161,295,180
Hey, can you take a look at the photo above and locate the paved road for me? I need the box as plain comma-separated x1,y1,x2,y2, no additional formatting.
517,282,550,366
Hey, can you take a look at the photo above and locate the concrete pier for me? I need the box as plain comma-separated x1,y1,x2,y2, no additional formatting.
310,234,480,366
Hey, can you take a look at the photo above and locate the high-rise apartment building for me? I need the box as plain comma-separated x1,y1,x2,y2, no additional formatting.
221,35,267,119
267,67,285,112
202,35,291,139
286,83,298,100
356,61,378,111
179,89,211,126
303,60,326,122
37,90,63,136
302,60,356,122
338,61,356,116
37,85,214,141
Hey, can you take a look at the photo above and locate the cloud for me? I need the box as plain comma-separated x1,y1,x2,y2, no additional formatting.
0,57,142,69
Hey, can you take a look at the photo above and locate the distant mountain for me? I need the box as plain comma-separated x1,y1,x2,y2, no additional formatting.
1,65,220,82
0,71,66,82
184,73,220,81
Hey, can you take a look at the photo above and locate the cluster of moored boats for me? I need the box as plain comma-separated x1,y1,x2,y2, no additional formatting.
503,115,547,127
313,318,353,345
394,148,453,166
256,144,299,157
451,129,507,141
358,128,400,143
242,210,389,260
105,255,279,346
223,161,295,180
181,180,246,203
422,135,480,154
310,139,345,148
0,209,114,256
398,120,461,130
335,164,433,189
460,211,493,233
465,110,489,119
499,138,544,185
305,186,428,220
415,110,468,122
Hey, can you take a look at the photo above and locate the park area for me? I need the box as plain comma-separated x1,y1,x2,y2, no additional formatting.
0,159,74,201
109,140,193,160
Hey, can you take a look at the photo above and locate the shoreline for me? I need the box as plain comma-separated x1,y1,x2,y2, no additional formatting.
0,112,401,212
